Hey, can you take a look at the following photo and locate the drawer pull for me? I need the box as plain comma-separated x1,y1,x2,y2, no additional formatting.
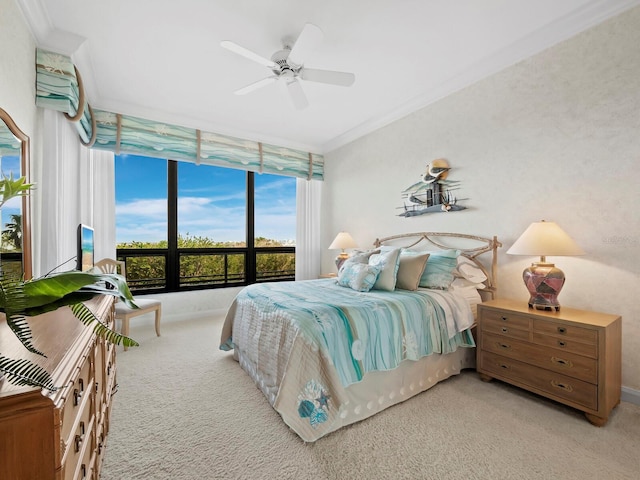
557,327,567,334
558,341,566,347
73,388,82,406
501,327,508,333
497,342,511,350
551,357,573,368
499,364,510,370
73,378,85,406
551,380,573,392
501,316,508,322
81,464,87,479
74,421,85,453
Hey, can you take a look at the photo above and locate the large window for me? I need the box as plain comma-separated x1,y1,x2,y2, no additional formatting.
115,155,296,293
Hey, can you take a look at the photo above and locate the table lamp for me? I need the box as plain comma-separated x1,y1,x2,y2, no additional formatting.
507,220,585,311
329,232,357,270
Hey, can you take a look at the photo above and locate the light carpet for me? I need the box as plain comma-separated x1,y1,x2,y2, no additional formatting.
100,313,640,480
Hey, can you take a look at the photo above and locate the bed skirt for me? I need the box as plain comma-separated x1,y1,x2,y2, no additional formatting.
233,345,475,442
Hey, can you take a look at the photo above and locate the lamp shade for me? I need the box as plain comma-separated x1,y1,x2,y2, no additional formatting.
329,232,357,270
329,232,357,250
507,221,584,311
506,221,585,257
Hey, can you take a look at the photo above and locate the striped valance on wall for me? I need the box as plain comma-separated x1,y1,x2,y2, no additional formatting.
91,110,324,180
35,48,95,146
35,48,323,180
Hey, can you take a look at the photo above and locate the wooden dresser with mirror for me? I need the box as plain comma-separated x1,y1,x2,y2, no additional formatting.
1,108,117,478
0,295,118,479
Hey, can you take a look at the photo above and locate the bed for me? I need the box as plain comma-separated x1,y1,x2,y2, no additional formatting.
219,232,501,442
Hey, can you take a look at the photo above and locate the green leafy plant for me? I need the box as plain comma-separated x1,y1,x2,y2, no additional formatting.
0,174,139,390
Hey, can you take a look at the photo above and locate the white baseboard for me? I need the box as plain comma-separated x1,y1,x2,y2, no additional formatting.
621,386,640,405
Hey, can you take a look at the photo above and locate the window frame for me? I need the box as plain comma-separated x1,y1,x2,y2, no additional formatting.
116,158,295,294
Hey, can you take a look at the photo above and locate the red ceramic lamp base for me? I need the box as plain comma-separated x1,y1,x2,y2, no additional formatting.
523,262,566,311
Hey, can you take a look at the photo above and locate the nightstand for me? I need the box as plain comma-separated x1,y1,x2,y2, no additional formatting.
476,298,621,426
319,273,337,278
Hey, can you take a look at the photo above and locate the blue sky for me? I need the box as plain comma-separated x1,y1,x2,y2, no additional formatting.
115,154,296,244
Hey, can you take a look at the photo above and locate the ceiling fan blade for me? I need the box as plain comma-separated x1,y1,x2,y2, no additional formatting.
286,78,309,109
221,40,276,68
287,23,323,66
234,76,278,95
300,68,355,87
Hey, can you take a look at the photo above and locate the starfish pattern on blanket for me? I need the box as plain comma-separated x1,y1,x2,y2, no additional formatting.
297,380,331,428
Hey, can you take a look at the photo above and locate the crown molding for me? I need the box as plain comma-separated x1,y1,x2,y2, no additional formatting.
16,0,86,54
17,0,640,156
322,0,640,153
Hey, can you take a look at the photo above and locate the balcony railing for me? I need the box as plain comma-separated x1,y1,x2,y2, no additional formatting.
116,247,295,293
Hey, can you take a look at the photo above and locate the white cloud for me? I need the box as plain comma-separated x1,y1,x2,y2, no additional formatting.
117,186,296,244
116,198,166,218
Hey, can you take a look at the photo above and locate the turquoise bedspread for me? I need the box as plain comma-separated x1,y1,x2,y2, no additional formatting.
221,279,475,387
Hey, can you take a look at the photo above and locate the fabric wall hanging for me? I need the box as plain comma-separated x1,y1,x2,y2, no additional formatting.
35,48,323,181
399,159,467,216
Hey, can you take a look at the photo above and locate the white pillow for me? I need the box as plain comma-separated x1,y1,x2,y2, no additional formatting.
368,248,401,291
449,278,484,318
455,256,488,284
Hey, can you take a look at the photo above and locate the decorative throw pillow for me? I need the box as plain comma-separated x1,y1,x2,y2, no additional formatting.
338,249,380,276
337,262,381,292
348,249,381,264
395,252,430,291
418,249,460,289
368,248,401,291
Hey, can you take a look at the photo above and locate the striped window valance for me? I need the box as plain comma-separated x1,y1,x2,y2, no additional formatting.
35,48,323,180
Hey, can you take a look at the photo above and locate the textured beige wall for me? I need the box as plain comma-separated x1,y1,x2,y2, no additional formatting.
0,0,37,139
323,7,640,388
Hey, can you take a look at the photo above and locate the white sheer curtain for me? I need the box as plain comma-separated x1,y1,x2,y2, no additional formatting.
32,109,115,277
295,178,322,280
83,148,116,262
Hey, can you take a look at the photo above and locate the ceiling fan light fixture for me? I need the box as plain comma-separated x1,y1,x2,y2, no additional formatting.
222,23,355,108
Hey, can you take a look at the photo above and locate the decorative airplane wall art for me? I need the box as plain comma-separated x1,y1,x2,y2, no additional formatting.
399,159,467,217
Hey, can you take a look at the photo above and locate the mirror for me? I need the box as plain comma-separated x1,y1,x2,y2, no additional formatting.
0,108,31,280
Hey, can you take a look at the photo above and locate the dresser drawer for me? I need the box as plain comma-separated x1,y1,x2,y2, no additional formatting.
105,346,117,402
94,340,106,407
533,318,597,345
482,317,530,341
479,351,598,410
63,404,95,480
61,354,94,445
69,425,95,480
532,332,597,359
481,309,531,330
482,332,597,383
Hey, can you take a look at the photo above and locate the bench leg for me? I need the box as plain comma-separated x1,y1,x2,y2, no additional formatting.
154,306,162,337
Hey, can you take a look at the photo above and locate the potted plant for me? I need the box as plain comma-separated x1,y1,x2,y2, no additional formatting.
0,174,138,390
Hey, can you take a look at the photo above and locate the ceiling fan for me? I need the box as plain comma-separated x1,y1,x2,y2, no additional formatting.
221,23,355,109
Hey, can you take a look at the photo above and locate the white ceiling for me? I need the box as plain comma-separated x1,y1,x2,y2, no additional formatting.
18,0,640,153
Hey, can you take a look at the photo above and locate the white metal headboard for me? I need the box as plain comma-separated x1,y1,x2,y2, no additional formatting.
374,232,502,300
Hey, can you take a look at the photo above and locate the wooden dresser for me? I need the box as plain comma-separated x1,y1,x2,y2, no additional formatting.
476,298,621,426
0,295,117,479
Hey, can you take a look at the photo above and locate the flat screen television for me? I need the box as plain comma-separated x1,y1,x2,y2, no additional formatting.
77,224,94,271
